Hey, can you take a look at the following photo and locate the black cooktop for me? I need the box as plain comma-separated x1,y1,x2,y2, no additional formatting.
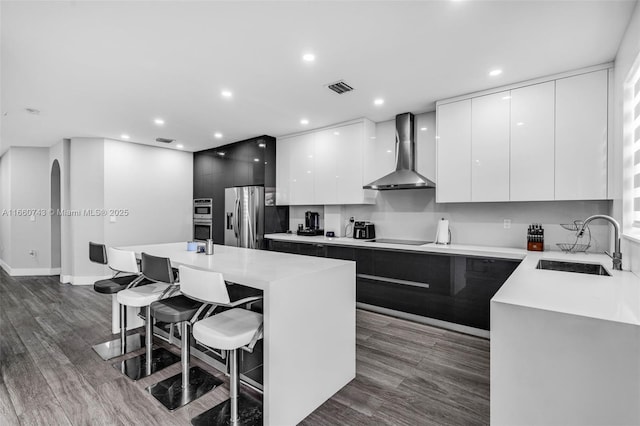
367,239,431,246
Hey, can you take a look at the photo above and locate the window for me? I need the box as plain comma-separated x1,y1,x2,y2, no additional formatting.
626,52,640,231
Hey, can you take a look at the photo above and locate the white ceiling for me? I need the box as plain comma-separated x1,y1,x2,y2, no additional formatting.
1,0,636,153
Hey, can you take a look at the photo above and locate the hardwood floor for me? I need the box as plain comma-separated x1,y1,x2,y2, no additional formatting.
0,270,489,425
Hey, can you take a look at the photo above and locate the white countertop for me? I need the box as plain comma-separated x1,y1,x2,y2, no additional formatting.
264,233,527,260
118,242,352,290
265,233,640,326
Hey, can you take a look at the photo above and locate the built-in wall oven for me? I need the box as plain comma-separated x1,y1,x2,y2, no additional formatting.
193,198,213,241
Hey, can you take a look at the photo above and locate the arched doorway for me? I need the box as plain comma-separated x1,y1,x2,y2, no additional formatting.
51,160,61,272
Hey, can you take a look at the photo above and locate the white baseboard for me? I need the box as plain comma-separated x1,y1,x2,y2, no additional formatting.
0,261,63,277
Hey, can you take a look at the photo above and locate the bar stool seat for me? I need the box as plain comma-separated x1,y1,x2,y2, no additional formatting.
151,295,201,324
94,275,141,294
192,309,263,350
117,283,171,307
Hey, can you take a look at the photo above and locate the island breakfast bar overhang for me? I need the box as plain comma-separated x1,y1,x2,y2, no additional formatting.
117,242,356,426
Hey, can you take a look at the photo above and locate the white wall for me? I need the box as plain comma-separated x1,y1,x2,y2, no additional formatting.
68,138,106,282
613,0,640,275
0,150,12,267
65,138,193,284
103,139,193,247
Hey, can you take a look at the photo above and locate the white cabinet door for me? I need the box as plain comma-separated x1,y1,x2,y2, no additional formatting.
510,81,555,201
471,92,511,202
416,112,436,182
364,119,396,186
335,123,365,204
313,128,338,205
555,70,608,200
436,99,472,202
275,137,291,205
288,132,315,205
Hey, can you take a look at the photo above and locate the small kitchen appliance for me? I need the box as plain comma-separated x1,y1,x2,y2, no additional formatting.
353,221,375,239
434,218,451,245
297,211,324,236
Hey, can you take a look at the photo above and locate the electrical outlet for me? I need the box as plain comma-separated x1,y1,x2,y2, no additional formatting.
28,250,37,257
503,219,511,229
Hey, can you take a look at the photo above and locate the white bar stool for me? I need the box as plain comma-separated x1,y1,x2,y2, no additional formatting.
181,265,264,426
90,243,146,360
112,252,180,380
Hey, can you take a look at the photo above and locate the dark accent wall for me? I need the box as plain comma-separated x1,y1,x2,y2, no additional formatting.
193,135,288,244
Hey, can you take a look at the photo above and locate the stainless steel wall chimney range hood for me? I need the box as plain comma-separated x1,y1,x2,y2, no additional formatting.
363,112,436,190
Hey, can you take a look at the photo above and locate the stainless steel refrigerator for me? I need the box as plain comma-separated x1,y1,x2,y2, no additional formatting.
224,186,265,249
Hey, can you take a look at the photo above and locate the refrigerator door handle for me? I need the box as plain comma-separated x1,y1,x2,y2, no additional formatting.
233,194,240,244
226,212,233,230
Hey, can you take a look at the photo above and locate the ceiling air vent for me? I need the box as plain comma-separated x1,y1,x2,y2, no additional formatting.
327,80,354,95
155,137,175,143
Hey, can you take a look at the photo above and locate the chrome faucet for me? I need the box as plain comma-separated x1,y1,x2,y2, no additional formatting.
577,214,622,271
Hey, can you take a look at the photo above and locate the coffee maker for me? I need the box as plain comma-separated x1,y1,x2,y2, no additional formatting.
297,211,324,236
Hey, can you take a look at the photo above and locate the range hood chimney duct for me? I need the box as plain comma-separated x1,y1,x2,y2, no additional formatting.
363,112,436,190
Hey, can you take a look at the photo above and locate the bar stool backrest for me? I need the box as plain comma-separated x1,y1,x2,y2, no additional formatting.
141,252,175,284
178,265,230,305
89,242,107,265
107,247,139,274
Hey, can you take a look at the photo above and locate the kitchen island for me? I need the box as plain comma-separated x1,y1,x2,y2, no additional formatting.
118,242,356,426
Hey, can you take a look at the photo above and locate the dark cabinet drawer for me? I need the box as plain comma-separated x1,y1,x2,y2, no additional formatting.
372,249,451,290
268,240,298,254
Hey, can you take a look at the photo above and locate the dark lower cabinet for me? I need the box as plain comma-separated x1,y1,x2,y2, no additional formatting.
268,238,520,331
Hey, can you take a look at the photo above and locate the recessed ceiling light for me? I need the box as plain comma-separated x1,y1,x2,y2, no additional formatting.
302,53,315,62
254,158,260,162
489,69,503,77
221,90,233,98
334,131,340,136
374,98,385,106
386,150,392,153
176,144,184,149
214,132,223,139
218,152,225,156
300,118,309,125
258,143,266,148
121,134,130,140
154,118,165,125
420,127,427,131
502,95,512,100
516,122,525,126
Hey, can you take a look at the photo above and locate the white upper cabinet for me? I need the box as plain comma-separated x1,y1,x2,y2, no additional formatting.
364,119,395,185
471,91,511,202
510,81,555,201
436,99,472,202
416,112,436,182
555,70,608,200
276,119,375,205
288,132,315,205
435,65,610,203
275,136,292,205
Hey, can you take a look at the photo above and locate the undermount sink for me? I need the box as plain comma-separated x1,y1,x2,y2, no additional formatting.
536,259,611,277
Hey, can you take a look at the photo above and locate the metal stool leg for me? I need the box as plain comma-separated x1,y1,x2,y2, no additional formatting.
229,349,239,424
112,305,180,381
190,347,262,426
92,301,143,361
146,320,222,411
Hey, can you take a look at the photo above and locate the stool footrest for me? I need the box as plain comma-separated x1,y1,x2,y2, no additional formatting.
146,366,223,411
112,347,179,381
92,333,144,360
191,393,262,426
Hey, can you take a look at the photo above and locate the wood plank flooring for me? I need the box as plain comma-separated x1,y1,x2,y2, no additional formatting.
0,269,489,425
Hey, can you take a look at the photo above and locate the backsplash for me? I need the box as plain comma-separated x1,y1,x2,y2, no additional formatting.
288,190,612,252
